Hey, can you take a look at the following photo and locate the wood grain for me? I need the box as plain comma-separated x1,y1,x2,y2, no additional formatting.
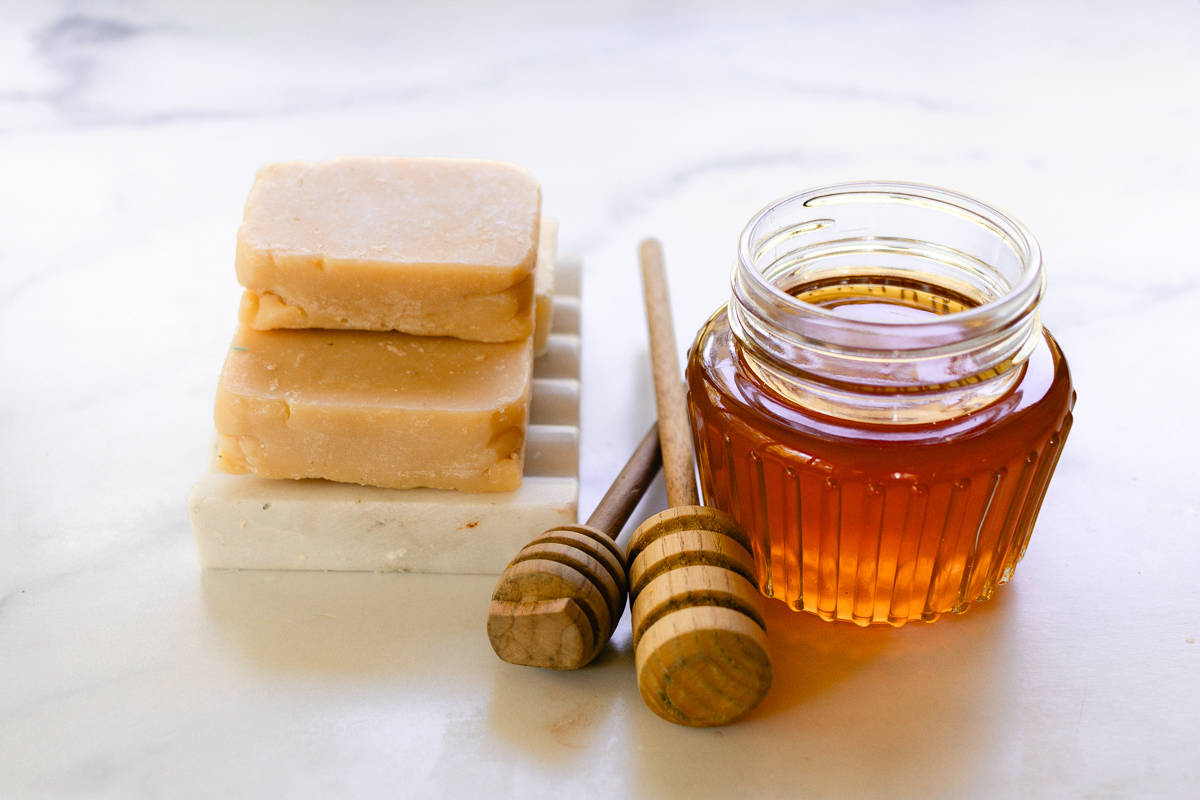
634,605,772,728
488,556,613,669
627,504,749,562
487,597,594,671
528,526,628,617
630,564,766,649
511,540,624,626
487,425,661,670
629,238,774,726
639,238,699,508
628,528,758,598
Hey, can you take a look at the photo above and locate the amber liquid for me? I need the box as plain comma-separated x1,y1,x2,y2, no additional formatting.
686,279,1075,626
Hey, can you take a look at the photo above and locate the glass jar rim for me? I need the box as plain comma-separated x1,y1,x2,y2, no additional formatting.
736,180,1045,338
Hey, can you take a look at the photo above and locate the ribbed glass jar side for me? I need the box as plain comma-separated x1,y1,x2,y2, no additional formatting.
686,182,1076,625
687,308,1074,625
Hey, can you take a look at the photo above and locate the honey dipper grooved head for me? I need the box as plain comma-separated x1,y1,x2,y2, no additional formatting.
630,564,765,649
635,605,772,727
625,505,772,725
627,505,748,563
487,524,628,670
628,528,758,600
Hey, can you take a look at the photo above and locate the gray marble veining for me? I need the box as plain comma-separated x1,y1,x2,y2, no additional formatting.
1,1,1198,797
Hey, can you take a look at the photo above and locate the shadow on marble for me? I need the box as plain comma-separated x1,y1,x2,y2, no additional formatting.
624,587,1021,797
754,586,1017,716
200,568,497,677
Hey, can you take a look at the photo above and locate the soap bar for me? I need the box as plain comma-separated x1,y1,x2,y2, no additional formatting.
190,258,583,574
235,157,541,342
215,326,532,492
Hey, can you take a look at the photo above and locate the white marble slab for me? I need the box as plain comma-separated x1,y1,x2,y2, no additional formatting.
1,1,1198,798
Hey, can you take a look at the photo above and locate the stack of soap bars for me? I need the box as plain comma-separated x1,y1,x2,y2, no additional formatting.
189,157,583,574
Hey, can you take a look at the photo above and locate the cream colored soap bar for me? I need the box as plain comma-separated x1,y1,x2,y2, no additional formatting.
236,157,541,342
215,326,532,492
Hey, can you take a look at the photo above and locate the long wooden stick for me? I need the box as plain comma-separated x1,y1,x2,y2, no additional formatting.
638,238,699,508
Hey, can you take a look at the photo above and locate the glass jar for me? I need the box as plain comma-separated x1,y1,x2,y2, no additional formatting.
686,182,1075,626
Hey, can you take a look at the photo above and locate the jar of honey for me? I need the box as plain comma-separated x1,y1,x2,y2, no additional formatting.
686,182,1075,626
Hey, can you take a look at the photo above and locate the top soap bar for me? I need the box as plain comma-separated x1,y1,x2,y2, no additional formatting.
235,157,542,342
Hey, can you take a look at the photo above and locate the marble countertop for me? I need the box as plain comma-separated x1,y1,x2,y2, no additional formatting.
2,1,1198,797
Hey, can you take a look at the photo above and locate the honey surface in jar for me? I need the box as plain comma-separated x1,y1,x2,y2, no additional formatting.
687,277,1075,626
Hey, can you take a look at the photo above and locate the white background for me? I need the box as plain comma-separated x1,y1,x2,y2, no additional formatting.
1,1,1197,797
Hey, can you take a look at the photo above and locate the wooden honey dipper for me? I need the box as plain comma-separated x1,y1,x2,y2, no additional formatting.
629,238,773,727
487,423,662,670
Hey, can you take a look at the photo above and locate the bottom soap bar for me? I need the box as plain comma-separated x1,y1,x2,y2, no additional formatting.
189,257,583,575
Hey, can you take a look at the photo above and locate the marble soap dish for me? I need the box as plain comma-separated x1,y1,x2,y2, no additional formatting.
187,257,582,575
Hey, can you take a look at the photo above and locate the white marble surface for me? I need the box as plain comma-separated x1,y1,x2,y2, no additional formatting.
2,1,1198,797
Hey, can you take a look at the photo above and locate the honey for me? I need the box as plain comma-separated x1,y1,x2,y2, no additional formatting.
686,183,1075,626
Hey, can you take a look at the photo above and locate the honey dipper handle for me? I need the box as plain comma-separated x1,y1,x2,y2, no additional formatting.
639,238,700,508
586,422,663,536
